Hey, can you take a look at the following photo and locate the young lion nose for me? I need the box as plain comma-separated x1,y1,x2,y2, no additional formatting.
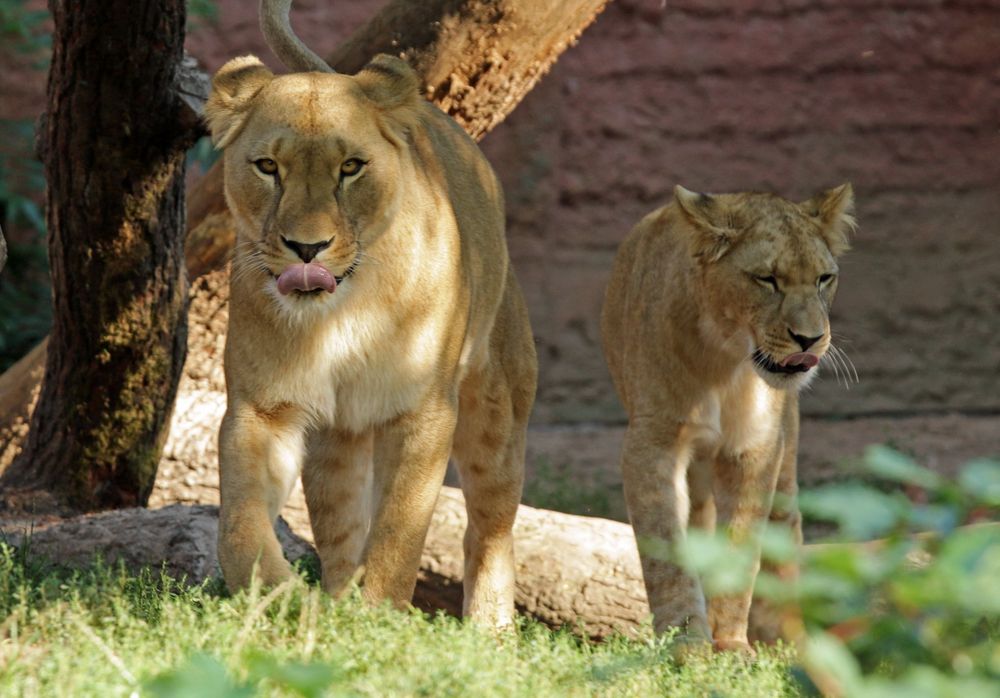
788,330,823,351
281,236,333,263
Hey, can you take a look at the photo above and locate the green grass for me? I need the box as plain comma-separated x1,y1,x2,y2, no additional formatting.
0,546,799,697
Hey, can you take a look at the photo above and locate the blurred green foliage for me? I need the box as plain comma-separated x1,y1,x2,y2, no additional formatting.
668,446,1000,695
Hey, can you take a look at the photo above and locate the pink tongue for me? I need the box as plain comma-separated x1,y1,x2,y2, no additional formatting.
276,263,336,295
781,352,819,369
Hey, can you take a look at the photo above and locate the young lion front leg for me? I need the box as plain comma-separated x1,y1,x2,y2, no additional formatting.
707,442,784,652
218,401,305,590
361,396,458,608
621,419,711,644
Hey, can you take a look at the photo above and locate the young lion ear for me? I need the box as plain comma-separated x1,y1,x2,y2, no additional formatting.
204,56,274,148
674,185,738,263
801,183,856,256
355,54,421,111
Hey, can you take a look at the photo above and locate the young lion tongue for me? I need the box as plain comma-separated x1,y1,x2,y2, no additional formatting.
781,352,820,369
276,263,336,295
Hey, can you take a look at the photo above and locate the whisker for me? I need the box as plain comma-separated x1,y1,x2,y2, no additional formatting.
828,353,847,389
828,344,859,385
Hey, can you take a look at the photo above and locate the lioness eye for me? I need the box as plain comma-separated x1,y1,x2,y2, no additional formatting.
340,158,364,177
818,273,835,287
255,158,278,175
754,275,779,291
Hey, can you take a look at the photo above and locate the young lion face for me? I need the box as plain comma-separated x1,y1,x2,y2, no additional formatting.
675,185,855,390
205,56,419,313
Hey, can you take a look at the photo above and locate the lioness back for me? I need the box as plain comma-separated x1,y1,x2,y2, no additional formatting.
601,184,855,654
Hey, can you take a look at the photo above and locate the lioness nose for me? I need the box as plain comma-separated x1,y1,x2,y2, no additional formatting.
281,236,333,263
789,330,823,351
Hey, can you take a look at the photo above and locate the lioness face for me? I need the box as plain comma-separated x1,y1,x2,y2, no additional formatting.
676,185,854,390
205,56,419,312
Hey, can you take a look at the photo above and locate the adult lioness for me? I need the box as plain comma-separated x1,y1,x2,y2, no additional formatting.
601,184,855,652
206,0,536,629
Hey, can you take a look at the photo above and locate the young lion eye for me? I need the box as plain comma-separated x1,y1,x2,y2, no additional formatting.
754,275,779,291
254,158,278,176
340,158,365,177
817,273,836,287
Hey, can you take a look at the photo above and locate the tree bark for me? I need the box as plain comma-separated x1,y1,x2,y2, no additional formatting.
0,0,195,510
0,0,612,488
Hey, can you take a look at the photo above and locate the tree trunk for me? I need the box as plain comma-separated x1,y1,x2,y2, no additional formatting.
0,0,195,511
0,0,612,488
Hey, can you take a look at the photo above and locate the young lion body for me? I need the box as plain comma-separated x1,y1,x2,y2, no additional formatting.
601,185,854,651
206,44,536,626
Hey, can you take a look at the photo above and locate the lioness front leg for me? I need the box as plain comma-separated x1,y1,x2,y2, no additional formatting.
302,427,373,597
621,419,711,644
361,396,457,607
218,402,304,590
707,444,784,651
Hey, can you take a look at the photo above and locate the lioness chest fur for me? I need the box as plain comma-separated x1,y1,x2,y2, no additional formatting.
601,184,855,652
206,48,536,629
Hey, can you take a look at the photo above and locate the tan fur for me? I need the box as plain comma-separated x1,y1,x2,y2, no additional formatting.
206,40,536,628
601,184,854,652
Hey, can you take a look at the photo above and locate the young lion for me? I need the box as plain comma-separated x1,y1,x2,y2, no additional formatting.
205,1,536,629
601,184,855,652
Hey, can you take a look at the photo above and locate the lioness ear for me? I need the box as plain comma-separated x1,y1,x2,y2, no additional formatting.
355,54,420,111
674,185,738,263
801,183,856,256
205,56,274,148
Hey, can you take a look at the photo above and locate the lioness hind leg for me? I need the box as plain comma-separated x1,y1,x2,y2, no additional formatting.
452,364,532,629
301,427,373,597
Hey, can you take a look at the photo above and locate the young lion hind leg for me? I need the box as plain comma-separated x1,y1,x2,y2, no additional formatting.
301,427,373,597
748,409,804,644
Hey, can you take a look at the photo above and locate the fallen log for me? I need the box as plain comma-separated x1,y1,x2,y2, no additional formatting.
0,493,647,639
0,0,611,478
